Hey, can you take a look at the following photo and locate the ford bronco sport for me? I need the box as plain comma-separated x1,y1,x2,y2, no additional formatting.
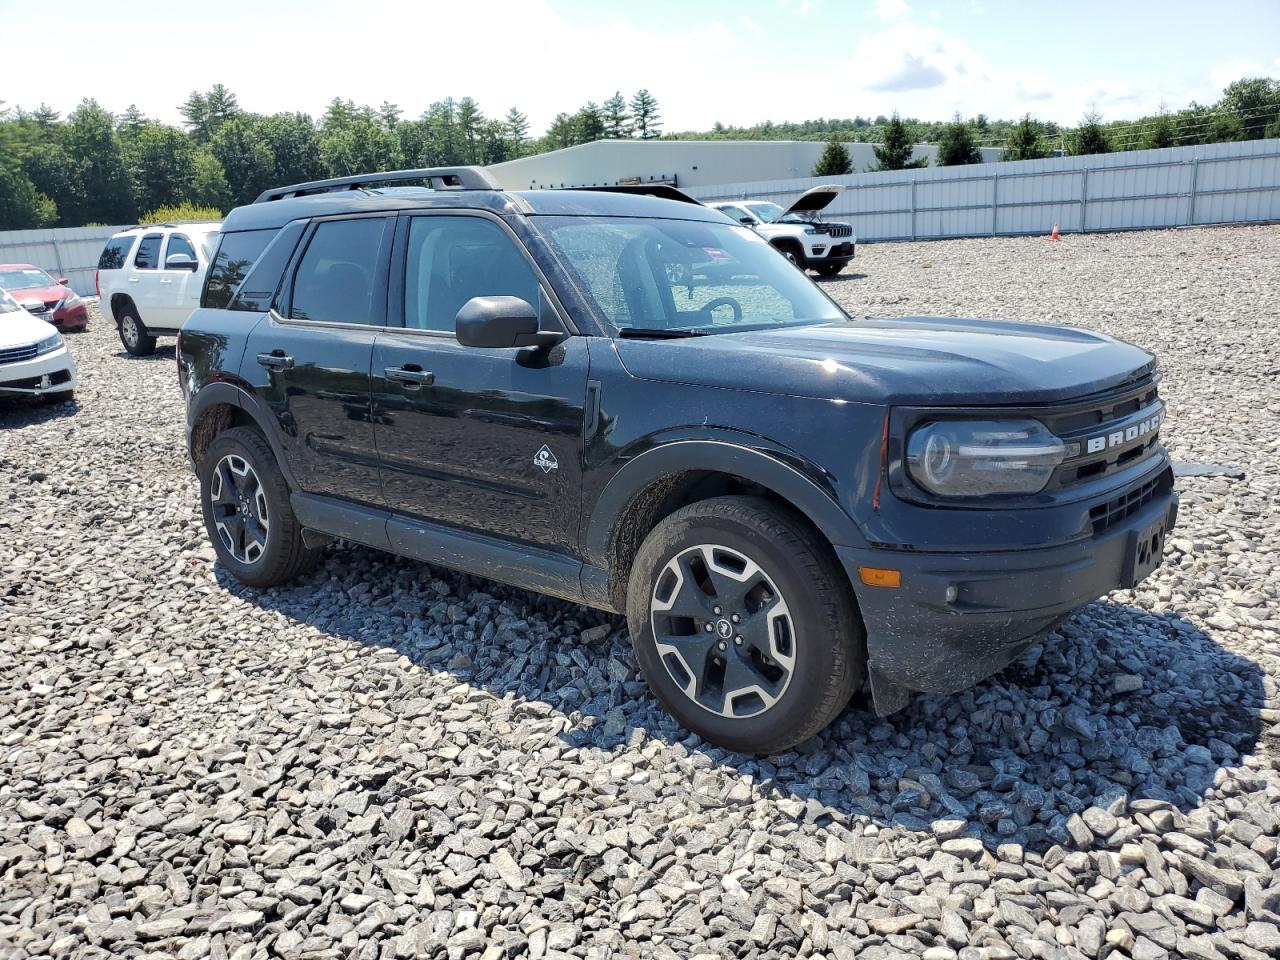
179,167,1177,754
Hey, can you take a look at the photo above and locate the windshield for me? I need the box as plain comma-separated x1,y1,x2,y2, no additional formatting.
0,267,56,290
0,289,22,315
743,202,785,223
534,216,845,334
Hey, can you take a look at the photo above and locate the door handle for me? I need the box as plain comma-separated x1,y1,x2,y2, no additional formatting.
159,278,172,284
257,351,294,371
384,365,435,387
128,277,139,283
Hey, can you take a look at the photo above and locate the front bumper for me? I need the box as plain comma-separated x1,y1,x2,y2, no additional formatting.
0,346,78,395
53,303,89,332
838,479,1178,712
805,238,857,262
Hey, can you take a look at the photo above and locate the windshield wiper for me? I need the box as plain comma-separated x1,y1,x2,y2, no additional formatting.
617,327,706,339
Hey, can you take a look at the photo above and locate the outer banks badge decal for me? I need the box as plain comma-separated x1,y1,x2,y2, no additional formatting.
533,444,559,474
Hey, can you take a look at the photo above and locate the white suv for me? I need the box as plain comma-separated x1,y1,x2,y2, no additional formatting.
710,186,856,277
96,222,221,356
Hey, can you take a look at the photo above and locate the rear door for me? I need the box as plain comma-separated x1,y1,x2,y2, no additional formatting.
370,212,589,555
128,233,165,326
240,215,392,505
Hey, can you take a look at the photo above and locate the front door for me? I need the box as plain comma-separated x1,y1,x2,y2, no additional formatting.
241,215,393,504
371,213,589,555
156,232,201,329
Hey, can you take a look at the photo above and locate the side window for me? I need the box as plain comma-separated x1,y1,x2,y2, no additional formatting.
133,234,163,270
98,235,136,270
404,216,540,333
203,230,276,310
165,233,197,264
719,205,752,223
290,218,387,325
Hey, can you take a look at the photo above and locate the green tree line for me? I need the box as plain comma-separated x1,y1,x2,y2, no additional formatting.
3,77,1277,229
0,86,664,229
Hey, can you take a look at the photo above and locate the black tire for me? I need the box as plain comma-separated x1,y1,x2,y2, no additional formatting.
774,242,807,271
816,261,844,277
41,390,74,405
200,426,320,587
626,496,865,754
117,304,156,357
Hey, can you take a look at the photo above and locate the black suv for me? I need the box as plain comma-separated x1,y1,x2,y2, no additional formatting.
179,167,1177,753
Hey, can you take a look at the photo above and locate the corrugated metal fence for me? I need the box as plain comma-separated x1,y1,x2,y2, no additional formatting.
0,225,127,297
687,138,1280,242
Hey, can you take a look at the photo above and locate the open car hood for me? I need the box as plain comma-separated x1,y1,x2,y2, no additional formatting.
780,184,844,219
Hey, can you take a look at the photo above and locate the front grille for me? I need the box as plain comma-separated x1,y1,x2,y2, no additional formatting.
1038,373,1165,492
818,223,853,238
1090,470,1169,535
0,344,38,366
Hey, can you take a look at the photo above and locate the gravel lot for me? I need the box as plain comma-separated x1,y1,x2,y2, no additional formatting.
2,224,1279,960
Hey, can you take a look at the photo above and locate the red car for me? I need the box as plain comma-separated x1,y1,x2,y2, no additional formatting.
0,263,89,332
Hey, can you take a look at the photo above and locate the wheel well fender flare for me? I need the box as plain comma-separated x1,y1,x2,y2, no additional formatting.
584,439,867,570
109,293,136,322
188,382,299,490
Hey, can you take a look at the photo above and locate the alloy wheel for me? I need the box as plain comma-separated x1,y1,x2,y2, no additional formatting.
122,316,139,348
650,543,796,718
208,454,270,564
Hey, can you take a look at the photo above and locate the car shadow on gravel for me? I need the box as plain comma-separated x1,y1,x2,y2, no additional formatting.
112,347,176,361
221,546,1265,854
0,395,80,425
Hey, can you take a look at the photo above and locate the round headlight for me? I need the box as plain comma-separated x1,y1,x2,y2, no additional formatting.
906,419,1065,498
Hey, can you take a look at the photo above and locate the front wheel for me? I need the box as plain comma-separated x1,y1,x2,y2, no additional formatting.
816,261,845,277
775,244,806,271
200,427,320,587
626,496,865,754
118,306,156,357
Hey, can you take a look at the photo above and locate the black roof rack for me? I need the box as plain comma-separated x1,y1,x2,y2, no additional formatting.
254,167,502,204
574,183,702,206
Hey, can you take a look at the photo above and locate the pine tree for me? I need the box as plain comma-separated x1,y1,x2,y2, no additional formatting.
603,92,630,138
936,114,982,166
1006,114,1049,161
812,136,852,176
629,90,661,139
504,108,529,157
378,102,402,131
1142,109,1178,149
573,102,606,144
872,113,927,171
546,113,576,150
1070,111,1111,155
457,97,484,164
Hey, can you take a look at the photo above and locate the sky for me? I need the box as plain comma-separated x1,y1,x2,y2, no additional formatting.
5,0,1279,135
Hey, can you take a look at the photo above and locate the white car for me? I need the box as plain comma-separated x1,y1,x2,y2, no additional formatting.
710,186,856,277
0,288,78,402
96,222,221,356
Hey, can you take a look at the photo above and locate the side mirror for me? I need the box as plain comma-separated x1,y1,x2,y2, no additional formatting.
456,296,562,349
738,216,754,226
56,277,69,286
165,253,198,271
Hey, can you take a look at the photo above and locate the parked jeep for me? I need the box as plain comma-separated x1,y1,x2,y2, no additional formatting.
97,222,221,356
709,185,856,276
179,167,1176,754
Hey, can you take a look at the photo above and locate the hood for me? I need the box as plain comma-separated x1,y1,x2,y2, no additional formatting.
781,184,844,219
614,317,1156,406
6,284,69,310
0,308,59,350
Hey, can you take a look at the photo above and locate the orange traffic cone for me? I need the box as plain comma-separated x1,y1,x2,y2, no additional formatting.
1050,223,1060,241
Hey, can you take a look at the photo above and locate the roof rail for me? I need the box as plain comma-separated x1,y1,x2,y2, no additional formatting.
254,167,502,203
575,184,702,206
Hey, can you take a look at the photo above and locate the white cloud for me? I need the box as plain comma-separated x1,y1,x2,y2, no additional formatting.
738,14,765,35
875,0,913,20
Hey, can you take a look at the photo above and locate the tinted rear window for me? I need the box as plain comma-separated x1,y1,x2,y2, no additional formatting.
202,230,276,310
133,235,162,270
99,235,136,270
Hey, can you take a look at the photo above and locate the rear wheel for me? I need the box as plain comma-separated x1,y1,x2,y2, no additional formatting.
118,305,156,357
200,427,320,587
626,496,865,754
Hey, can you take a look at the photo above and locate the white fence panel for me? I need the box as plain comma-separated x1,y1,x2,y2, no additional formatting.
688,139,1280,243
0,225,127,297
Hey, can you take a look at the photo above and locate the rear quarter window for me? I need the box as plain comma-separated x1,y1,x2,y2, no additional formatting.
98,235,136,270
202,229,277,310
